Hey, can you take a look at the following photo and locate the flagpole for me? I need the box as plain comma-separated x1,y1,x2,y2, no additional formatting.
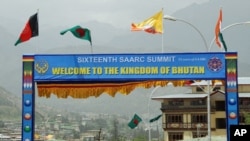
90,44,93,54
161,8,164,53
36,9,39,53
161,33,164,53
148,86,161,141
89,30,93,54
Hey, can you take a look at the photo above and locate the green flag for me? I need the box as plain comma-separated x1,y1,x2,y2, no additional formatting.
60,25,92,45
149,114,162,123
128,114,142,129
218,32,227,52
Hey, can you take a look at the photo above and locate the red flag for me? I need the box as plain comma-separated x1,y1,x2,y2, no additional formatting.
15,13,38,46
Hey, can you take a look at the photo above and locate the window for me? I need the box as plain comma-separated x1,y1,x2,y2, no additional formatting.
166,114,183,123
169,99,184,106
191,114,207,123
190,99,206,106
213,86,221,91
239,99,250,105
168,132,183,141
216,118,226,129
215,101,225,111
193,132,207,138
196,87,205,92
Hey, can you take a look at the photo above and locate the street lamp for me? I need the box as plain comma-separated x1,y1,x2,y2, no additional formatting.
163,15,250,141
209,21,250,51
148,86,161,141
163,15,209,51
164,14,212,141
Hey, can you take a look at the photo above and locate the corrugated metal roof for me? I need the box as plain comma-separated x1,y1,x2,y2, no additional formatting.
239,93,250,98
151,92,250,99
190,80,220,86
151,93,207,99
190,77,250,86
238,77,250,84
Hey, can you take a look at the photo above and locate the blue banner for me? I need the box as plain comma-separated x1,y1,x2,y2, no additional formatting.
34,53,226,81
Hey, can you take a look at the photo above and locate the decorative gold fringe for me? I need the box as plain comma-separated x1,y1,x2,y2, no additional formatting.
212,80,225,86
37,80,224,99
37,80,187,99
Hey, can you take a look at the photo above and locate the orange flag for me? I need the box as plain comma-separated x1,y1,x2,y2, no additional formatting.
215,8,227,51
215,8,222,48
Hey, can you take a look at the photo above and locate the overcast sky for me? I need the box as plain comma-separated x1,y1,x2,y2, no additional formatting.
2,0,249,94
1,0,209,29
0,0,249,115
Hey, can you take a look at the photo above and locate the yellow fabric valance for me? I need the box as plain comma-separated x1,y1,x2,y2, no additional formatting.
37,80,224,99
37,80,184,99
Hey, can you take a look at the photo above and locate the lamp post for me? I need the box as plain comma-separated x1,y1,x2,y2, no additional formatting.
163,15,250,141
164,15,209,51
164,15,212,141
148,86,161,141
209,21,250,51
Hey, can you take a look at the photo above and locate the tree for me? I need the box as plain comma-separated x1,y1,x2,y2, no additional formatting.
243,112,250,124
73,129,80,139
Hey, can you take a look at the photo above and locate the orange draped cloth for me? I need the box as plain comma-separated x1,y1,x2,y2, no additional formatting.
37,80,223,99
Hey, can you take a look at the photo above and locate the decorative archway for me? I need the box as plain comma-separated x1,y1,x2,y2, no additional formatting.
22,52,238,141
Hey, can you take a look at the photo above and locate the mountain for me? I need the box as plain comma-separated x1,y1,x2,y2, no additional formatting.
0,87,21,121
36,86,191,116
0,0,249,116
0,86,78,122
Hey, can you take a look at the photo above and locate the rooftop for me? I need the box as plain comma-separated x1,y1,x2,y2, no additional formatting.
190,77,250,86
152,92,250,100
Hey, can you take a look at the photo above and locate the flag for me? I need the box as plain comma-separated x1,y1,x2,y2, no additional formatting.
128,114,142,129
149,114,162,123
15,13,38,46
60,25,92,45
215,8,227,51
131,10,163,34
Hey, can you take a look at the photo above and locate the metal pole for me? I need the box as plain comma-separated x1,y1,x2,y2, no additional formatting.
174,18,209,51
148,86,161,141
209,21,250,51
164,15,250,141
164,15,211,141
207,81,211,141
207,21,250,141
163,15,209,51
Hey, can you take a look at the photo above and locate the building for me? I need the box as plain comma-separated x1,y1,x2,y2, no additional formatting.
152,77,250,141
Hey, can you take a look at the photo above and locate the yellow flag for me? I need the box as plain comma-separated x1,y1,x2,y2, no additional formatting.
131,10,163,34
